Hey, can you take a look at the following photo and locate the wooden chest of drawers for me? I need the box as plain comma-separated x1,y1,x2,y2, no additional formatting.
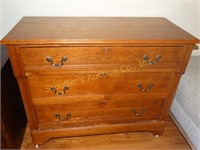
1,17,199,147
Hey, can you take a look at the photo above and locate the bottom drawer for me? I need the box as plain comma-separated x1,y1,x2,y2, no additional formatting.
35,98,164,129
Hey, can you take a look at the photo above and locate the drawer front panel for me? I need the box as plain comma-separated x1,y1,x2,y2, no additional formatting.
35,99,164,128
21,46,182,69
28,73,175,98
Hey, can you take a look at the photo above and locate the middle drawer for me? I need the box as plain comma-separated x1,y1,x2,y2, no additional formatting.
28,72,175,98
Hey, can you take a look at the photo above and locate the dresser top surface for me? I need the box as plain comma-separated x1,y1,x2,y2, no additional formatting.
1,17,199,45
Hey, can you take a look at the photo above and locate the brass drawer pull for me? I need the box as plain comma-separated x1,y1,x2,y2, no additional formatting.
131,108,146,116
55,113,72,121
143,55,161,65
46,56,67,67
137,83,153,92
51,86,69,95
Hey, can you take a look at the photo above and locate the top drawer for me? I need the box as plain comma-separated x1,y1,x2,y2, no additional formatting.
20,46,183,72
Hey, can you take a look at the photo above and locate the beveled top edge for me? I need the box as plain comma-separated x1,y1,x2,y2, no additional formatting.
1,17,199,45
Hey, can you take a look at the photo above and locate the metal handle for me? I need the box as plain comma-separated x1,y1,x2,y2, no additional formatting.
46,56,67,67
55,113,72,121
51,86,69,95
143,55,161,65
131,108,146,116
137,83,153,92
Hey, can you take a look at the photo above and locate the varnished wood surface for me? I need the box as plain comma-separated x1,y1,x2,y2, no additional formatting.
31,120,166,145
18,45,186,77
2,17,199,146
20,116,191,149
35,99,163,128
2,17,199,44
28,73,175,98
20,46,182,66
20,46,183,76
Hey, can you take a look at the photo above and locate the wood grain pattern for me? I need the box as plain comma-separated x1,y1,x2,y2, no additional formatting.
20,46,182,66
17,78,38,130
19,46,184,76
6,46,21,77
28,73,175,98
20,117,191,149
2,17,199,147
35,99,164,127
31,120,167,145
1,17,199,44
32,93,167,105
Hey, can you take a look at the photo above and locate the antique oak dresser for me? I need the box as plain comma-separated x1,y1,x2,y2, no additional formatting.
1,17,199,147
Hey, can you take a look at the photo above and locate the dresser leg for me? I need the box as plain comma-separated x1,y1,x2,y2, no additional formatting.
35,145,39,149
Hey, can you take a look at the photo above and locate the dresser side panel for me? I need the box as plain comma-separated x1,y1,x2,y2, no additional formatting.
6,45,21,78
160,44,195,120
17,78,38,130
161,74,182,120
180,44,194,74
6,45,38,129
